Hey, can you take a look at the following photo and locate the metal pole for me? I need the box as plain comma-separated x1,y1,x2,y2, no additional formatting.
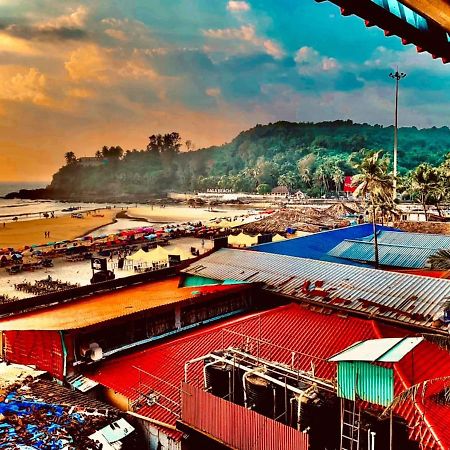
393,74,399,197
390,408,393,450
389,68,406,200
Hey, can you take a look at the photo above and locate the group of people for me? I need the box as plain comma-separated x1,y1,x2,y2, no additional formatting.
44,231,51,238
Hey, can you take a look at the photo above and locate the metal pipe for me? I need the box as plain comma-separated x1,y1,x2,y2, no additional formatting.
226,348,333,390
273,387,276,419
126,411,178,431
368,428,371,450
371,431,376,450
290,396,296,427
203,360,218,391
185,354,213,382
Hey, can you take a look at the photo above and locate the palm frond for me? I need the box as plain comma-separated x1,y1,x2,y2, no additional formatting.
381,375,450,417
428,249,450,270
422,333,450,353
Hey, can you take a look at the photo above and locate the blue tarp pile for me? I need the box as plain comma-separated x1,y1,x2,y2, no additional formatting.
0,390,104,450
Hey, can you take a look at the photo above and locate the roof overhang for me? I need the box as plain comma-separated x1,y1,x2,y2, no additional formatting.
316,0,450,63
328,336,424,362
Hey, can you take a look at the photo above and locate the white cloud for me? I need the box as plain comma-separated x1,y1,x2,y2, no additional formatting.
104,28,128,41
227,1,250,12
263,40,283,59
294,46,340,74
101,17,154,47
364,46,447,74
206,87,221,97
203,24,284,59
36,6,88,30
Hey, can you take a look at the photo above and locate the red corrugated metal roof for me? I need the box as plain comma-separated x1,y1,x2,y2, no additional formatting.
387,268,450,279
88,304,450,448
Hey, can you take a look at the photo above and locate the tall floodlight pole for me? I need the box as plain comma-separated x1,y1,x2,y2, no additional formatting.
389,68,406,199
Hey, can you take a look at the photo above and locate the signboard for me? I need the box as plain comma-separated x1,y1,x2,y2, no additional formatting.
91,257,107,271
344,175,356,193
168,254,181,267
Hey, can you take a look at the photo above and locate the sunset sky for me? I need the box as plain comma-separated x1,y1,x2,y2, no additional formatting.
0,0,449,183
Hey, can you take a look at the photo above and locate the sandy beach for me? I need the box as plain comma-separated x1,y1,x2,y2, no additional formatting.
127,205,256,224
0,236,213,298
0,209,118,249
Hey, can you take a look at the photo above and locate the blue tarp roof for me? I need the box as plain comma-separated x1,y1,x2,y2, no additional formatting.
251,224,399,267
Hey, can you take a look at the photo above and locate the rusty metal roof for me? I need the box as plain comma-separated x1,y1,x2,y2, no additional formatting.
0,276,252,331
183,248,450,330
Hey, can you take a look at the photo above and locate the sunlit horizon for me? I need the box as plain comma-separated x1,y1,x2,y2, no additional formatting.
1,0,449,182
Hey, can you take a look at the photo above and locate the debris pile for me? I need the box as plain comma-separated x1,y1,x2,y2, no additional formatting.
395,221,450,235
0,377,143,449
240,203,359,234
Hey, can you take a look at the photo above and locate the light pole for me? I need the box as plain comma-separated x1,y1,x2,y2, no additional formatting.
389,68,406,199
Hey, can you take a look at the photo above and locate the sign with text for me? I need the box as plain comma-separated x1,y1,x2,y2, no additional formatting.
168,254,181,267
344,175,356,193
91,257,107,272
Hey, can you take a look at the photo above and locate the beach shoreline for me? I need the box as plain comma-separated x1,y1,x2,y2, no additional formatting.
0,208,119,249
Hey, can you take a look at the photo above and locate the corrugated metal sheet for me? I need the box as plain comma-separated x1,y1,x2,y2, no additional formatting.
328,230,450,269
0,277,252,331
183,248,450,330
182,275,219,287
3,330,64,379
253,223,398,266
329,337,423,362
89,303,450,449
181,382,309,450
337,362,394,407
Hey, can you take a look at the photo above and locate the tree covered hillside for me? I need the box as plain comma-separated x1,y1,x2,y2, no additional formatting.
48,121,450,199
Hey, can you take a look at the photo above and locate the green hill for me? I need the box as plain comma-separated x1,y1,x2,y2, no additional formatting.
45,120,450,200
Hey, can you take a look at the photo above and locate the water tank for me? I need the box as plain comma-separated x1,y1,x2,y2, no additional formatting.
205,361,232,399
245,374,274,417
269,372,309,424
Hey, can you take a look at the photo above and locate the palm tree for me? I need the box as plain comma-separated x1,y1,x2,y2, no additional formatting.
314,165,328,196
407,163,440,221
352,151,393,269
331,166,344,195
299,167,311,186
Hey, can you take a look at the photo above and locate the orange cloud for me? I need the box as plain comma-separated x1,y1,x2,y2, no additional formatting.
65,44,110,83
0,32,38,55
0,67,48,105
